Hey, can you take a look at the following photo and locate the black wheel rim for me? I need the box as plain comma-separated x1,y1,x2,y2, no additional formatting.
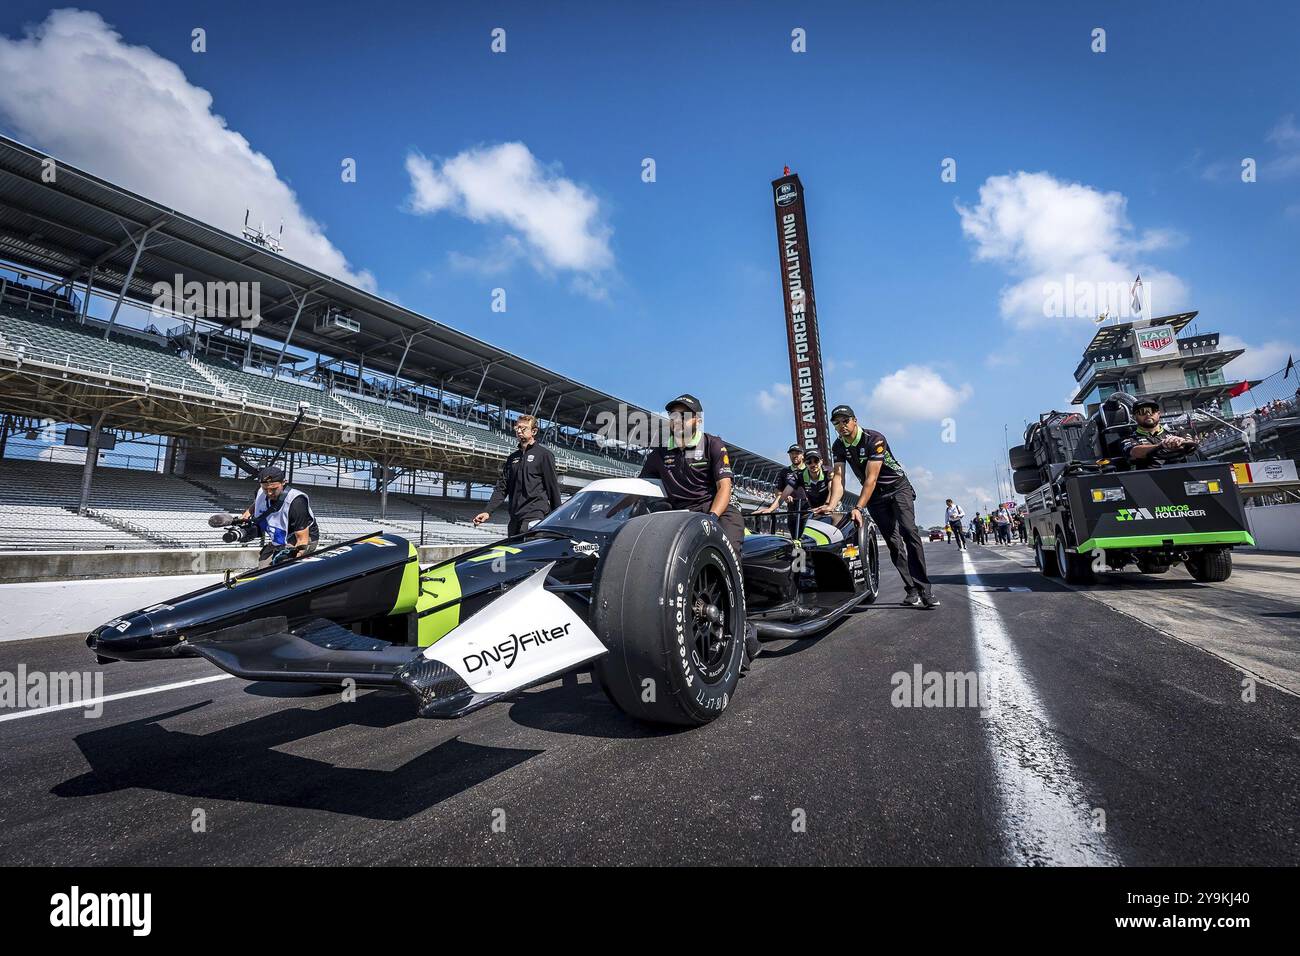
689,559,734,682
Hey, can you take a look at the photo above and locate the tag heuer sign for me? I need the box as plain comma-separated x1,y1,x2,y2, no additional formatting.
1136,324,1177,358
775,183,798,207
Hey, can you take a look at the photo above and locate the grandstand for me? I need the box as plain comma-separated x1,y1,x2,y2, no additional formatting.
0,133,783,552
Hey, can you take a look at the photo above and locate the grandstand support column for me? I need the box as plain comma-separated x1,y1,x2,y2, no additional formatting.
103,219,164,339
272,292,308,375
378,460,389,519
77,411,108,516
385,331,423,406
79,265,95,325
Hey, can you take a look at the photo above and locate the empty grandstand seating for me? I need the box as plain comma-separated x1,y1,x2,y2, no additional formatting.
0,459,510,551
193,357,351,417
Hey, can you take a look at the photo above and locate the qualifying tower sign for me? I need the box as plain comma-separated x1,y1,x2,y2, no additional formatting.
771,170,830,456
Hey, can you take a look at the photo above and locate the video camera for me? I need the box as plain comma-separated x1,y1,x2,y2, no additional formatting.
208,513,259,544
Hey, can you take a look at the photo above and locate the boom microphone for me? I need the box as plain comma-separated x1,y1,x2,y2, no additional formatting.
208,513,236,528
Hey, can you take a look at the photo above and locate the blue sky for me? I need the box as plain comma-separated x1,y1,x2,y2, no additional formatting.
1,1,1297,522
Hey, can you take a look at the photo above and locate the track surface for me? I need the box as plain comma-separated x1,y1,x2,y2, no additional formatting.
1,542,1297,865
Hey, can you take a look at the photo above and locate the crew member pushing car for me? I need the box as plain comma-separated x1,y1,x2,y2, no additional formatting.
639,393,759,665
239,464,319,567
475,414,563,535
816,405,937,608
1121,398,1198,469
756,443,807,536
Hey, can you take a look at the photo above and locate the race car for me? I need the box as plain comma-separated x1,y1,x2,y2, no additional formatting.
87,478,881,727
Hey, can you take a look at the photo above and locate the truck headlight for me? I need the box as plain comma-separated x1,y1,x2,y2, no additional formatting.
1091,487,1125,502
1185,480,1222,495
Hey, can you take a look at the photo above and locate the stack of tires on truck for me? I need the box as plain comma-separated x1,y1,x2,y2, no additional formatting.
1009,393,1253,585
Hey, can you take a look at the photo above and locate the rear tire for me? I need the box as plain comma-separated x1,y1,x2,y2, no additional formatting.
1056,532,1094,584
593,511,745,726
1186,549,1232,582
1035,532,1060,577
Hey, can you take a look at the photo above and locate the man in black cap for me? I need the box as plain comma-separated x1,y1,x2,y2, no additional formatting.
640,393,759,664
815,405,937,608
238,464,319,566
639,394,745,554
756,443,807,537
1121,398,1198,469
474,414,563,535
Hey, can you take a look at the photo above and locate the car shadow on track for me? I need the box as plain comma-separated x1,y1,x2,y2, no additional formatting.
53,694,543,821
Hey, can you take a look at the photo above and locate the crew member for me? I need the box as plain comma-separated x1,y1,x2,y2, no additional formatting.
239,464,319,567
945,499,967,551
474,415,563,535
639,393,758,664
800,449,831,511
815,405,937,608
756,443,807,537
1121,399,1198,469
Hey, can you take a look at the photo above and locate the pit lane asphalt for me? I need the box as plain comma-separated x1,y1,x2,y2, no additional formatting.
1,542,1296,865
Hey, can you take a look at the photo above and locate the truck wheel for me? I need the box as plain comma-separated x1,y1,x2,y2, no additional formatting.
1034,532,1060,577
593,511,745,726
1187,549,1232,582
855,517,881,605
1056,532,1094,584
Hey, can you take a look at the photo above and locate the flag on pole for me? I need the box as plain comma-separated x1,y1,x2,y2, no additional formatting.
1129,274,1143,317
1228,381,1250,398
1285,354,1295,379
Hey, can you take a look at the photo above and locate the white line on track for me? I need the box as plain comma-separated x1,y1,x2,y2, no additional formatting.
959,548,1120,865
0,674,234,724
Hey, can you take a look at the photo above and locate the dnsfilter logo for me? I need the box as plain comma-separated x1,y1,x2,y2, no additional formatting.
49,886,151,936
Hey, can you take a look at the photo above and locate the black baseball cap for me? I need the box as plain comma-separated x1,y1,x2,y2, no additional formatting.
787,443,803,454
665,394,703,415
804,448,822,461
257,465,286,482
1134,397,1160,411
830,404,856,422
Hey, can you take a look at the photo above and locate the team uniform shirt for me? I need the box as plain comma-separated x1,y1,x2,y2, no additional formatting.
639,430,733,510
801,465,830,508
775,465,804,499
831,427,909,497
1120,425,1188,469
485,442,563,520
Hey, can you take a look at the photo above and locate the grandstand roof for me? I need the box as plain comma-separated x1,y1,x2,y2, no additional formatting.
0,134,780,476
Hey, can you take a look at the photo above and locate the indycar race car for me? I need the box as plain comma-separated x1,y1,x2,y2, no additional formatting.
87,478,880,727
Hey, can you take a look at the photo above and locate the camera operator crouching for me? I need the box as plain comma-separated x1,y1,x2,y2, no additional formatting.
240,465,320,567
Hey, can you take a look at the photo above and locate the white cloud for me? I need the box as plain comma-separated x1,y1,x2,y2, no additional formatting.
405,143,614,293
0,10,375,290
1219,335,1297,380
956,171,1187,328
756,382,791,414
1264,114,1300,178
868,365,972,422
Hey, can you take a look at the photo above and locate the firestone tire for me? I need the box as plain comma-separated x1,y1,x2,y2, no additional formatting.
593,511,746,727
1187,549,1232,582
1009,444,1036,471
855,517,881,605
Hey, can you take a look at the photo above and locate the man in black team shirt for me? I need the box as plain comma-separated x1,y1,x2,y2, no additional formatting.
640,393,759,664
474,415,563,535
756,443,807,536
815,404,937,608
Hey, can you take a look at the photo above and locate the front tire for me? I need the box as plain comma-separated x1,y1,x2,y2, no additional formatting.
855,517,881,605
593,511,745,726
1056,532,1094,584
1035,532,1060,577
1187,548,1232,582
